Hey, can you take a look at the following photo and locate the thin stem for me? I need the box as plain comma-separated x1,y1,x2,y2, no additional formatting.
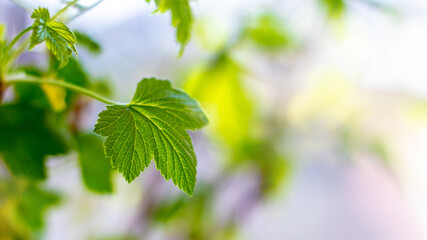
52,0,79,20
5,38,30,71
5,0,80,70
6,26,31,52
5,74,122,105
68,0,104,22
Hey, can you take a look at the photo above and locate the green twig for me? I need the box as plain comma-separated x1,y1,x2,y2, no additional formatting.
52,0,79,20
5,38,30,71
69,0,104,22
5,74,122,105
6,26,31,52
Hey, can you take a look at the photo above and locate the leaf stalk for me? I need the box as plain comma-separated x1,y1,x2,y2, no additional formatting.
5,74,122,105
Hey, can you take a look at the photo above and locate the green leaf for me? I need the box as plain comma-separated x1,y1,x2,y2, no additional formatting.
185,54,253,149
245,13,293,51
16,184,60,230
30,7,77,68
74,30,101,54
0,103,69,179
77,133,113,194
0,24,5,41
148,0,193,56
94,78,208,195
320,0,346,19
0,24,7,68
57,58,90,104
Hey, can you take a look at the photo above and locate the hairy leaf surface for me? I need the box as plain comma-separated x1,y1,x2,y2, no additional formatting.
30,7,77,68
94,78,207,195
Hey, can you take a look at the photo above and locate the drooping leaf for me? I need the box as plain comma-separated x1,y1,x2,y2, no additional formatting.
94,78,208,195
148,0,193,56
30,7,77,68
74,30,101,54
0,103,69,179
76,133,113,193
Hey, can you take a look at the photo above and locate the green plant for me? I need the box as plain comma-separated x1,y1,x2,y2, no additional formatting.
0,0,206,196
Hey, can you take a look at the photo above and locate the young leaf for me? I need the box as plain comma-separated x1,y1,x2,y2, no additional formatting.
94,78,208,195
30,7,77,68
77,133,113,194
0,103,69,179
148,0,193,56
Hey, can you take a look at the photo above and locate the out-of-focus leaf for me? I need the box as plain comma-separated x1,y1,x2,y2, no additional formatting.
56,58,90,105
245,14,293,51
91,78,113,97
0,103,69,179
74,31,101,54
185,54,253,150
16,184,60,230
239,139,292,195
320,0,346,19
41,81,67,112
94,78,208,195
0,24,5,41
16,67,54,110
150,186,238,240
152,186,211,232
148,0,193,56
0,180,60,237
76,133,113,194
56,58,89,87
0,24,7,72
30,7,77,68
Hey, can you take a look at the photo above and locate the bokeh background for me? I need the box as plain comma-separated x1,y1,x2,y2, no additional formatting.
1,0,427,239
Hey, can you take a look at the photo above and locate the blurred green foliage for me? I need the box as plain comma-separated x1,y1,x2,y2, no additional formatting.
245,13,294,51
77,133,113,193
320,0,346,19
0,22,115,236
186,54,253,150
0,180,60,239
0,103,69,179
74,31,102,55
0,0,398,239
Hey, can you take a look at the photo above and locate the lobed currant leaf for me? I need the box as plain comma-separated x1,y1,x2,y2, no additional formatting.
94,78,208,195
